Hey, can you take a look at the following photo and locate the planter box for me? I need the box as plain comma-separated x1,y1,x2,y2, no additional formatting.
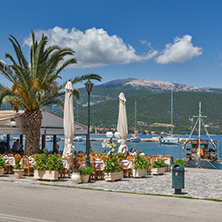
14,169,24,179
132,169,147,178
0,168,4,176
104,171,123,182
151,167,165,175
34,170,59,181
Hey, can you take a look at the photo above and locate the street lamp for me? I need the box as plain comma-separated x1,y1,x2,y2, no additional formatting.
106,131,120,141
11,119,16,127
85,79,94,167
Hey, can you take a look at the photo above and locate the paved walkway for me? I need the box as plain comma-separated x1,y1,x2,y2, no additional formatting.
1,168,222,200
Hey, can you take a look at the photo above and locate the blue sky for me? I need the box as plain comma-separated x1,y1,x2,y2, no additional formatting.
1,0,222,88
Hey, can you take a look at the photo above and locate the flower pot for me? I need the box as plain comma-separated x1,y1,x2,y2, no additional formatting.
132,169,147,178
151,167,165,175
14,169,24,179
0,168,4,176
104,171,123,182
71,172,81,184
34,170,59,181
81,174,90,183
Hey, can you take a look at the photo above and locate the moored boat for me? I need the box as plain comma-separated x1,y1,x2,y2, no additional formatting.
159,90,179,145
130,134,140,142
159,136,179,145
45,135,60,142
183,102,222,170
74,136,83,142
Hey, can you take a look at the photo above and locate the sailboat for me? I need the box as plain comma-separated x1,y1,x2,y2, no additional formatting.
130,101,140,142
183,102,222,169
159,90,179,145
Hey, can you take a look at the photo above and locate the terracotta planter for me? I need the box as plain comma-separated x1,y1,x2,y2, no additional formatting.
0,168,4,176
104,171,123,182
151,167,165,175
71,172,81,184
81,175,90,183
14,169,24,179
34,170,59,181
132,169,147,178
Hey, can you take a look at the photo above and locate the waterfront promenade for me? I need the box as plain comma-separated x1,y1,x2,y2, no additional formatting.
1,168,222,200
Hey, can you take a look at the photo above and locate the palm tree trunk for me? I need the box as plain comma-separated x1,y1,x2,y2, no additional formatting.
23,108,42,156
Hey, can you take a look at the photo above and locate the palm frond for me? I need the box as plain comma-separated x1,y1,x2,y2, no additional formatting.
71,73,102,84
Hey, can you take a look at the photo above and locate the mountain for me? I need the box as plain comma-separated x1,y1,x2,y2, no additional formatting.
94,78,222,93
94,78,136,88
77,78,222,107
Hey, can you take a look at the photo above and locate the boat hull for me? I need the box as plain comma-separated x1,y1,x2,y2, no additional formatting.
159,137,179,145
130,137,140,142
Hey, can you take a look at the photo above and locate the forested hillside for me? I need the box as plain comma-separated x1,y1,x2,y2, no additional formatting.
76,91,222,134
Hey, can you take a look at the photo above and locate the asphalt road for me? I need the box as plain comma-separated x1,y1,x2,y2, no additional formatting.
0,181,222,222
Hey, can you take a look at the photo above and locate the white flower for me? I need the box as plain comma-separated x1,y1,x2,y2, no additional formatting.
102,139,116,150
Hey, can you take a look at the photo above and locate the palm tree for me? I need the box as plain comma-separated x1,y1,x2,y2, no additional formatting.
0,31,101,155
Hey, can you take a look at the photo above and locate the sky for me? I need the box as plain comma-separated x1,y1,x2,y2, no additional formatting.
1,0,222,89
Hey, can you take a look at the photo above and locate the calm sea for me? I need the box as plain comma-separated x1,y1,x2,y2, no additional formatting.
9,134,222,162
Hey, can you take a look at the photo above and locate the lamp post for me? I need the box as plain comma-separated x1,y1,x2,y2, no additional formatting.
85,79,94,167
106,131,120,153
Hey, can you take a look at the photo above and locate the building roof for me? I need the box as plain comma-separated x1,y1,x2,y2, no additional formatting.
0,110,87,135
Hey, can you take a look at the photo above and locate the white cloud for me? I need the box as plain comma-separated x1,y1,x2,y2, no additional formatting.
156,35,203,64
23,26,157,69
0,59,6,65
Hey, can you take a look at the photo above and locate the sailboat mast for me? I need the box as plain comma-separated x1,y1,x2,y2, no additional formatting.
135,101,137,133
171,89,173,136
198,102,201,157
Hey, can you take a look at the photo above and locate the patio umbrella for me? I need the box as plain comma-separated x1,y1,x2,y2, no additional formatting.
62,81,75,158
117,92,128,154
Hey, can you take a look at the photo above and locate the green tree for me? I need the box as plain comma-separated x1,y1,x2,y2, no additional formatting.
0,31,101,155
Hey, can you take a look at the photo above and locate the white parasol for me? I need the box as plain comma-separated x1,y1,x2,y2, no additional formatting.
62,81,75,158
117,92,128,154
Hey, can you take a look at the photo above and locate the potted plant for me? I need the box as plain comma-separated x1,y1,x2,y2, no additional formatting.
71,156,81,184
0,156,5,176
80,166,93,183
104,154,123,181
132,155,150,178
13,160,24,179
151,160,166,175
34,148,64,181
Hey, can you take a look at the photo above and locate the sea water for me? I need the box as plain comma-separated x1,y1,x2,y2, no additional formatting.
9,134,222,162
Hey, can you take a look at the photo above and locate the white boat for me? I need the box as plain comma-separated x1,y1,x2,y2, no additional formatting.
45,135,60,142
130,134,140,142
183,102,222,170
74,136,83,142
159,136,179,145
0,134,12,142
159,90,179,145
130,101,140,142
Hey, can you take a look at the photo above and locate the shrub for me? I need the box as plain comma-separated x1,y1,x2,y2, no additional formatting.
175,158,186,166
133,155,150,170
104,154,123,173
0,156,5,169
34,149,64,173
14,160,22,170
80,166,93,175
152,160,165,168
